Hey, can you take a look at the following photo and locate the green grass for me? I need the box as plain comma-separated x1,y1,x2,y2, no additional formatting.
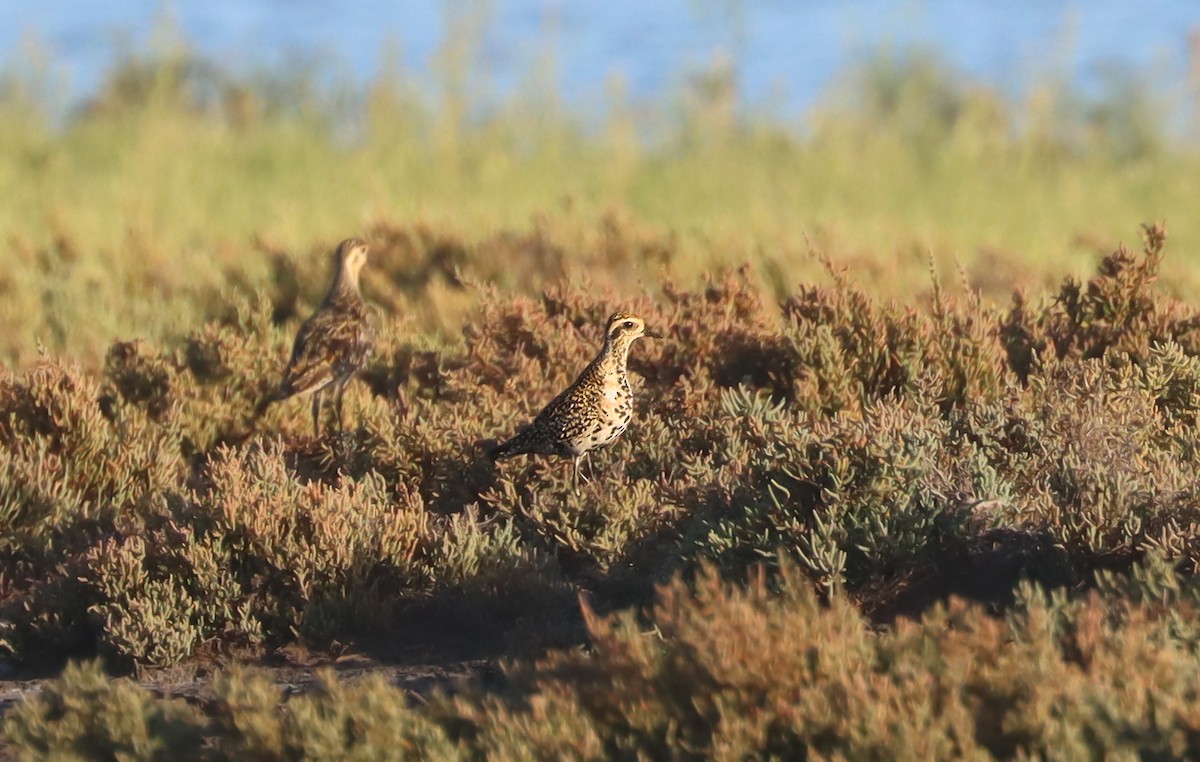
1,36,1200,364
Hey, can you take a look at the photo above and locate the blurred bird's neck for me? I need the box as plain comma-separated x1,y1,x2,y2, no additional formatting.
327,265,361,304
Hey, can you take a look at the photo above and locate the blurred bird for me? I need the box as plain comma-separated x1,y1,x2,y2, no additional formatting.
255,237,375,435
489,312,660,493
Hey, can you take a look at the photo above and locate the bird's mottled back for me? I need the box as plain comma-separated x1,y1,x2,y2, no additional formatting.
279,297,374,399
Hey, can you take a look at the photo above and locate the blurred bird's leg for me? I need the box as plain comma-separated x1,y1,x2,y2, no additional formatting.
311,390,323,436
572,456,581,495
334,381,347,432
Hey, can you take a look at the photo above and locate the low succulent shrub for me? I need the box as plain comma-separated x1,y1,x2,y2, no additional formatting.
9,555,1200,760
2,222,1199,673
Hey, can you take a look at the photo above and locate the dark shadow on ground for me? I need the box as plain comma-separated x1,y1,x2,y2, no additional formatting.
858,525,1138,625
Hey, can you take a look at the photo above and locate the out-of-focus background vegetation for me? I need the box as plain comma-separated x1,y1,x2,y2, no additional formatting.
2,3,1199,364
8,3,1200,758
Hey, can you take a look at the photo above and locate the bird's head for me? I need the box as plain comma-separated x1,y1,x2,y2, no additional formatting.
605,312,661,345
336,237,370,282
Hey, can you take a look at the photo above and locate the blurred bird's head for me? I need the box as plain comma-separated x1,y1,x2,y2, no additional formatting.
335,237,370,282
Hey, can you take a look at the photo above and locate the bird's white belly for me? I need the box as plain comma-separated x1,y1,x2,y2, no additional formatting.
600,381,630,416
588,381,631,446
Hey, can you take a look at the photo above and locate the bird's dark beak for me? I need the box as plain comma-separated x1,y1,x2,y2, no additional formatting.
644,329,663,339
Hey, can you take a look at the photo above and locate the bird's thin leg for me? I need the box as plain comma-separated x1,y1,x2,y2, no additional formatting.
574,452,592,484
572,456,581,495
584,451,595,482
311,390,323,436
334,381,347,432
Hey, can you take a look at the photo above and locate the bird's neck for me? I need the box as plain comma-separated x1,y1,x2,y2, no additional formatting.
326,265,361,305
595,335,634,376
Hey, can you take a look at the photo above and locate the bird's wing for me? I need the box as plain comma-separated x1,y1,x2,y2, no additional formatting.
492,367,602,458
279,306,369,397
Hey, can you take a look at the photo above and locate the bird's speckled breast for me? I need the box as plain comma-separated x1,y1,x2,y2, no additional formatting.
606,374,632,411
581,375,633,448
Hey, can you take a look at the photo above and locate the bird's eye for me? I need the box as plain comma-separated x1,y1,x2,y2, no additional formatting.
623,320,634,329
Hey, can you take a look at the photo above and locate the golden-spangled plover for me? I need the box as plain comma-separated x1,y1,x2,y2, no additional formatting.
490,312,660,493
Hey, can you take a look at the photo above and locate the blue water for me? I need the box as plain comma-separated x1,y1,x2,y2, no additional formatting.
4,1,1199,116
